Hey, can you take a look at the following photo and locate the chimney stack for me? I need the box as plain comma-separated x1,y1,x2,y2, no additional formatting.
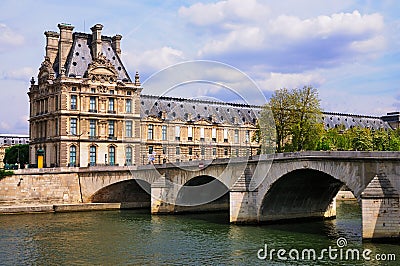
44,31,59,64
91,24,103,59
57,23,74,76
112,34,122,56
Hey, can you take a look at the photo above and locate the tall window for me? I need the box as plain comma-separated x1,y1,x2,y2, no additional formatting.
89,146,96,166
213,147,217,156
108,121,114,138
245,130,250,143
162,125,167,140
89,96,96,112
126,99,132,113
176,146,180,155
188,147,193,155
71,95,77,110
188,126,193,141
70,118,77,135
55,95,59,111
108,98,114,112
200,127,205,141
69,145,76,166
224,148,228,156
126,120,132,137
148,124,154,140
212,128,217,142
175,126,180,141
89,120,96,137
125,146,132,166
234,129,239,143
201,146,205,156
109,146,115,166
223,129,228,142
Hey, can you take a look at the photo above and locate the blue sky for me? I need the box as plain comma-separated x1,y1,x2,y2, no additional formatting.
1,0,400,133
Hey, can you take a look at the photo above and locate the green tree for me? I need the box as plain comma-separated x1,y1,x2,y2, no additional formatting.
263,86,323,152
372,129,389,151
3,144,29,167
348,127,373,151
268,88,293,152
290,86,323,151
388,128,400,151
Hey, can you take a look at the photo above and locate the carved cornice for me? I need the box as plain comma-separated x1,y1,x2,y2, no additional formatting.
38,56,55,85
86,53,118,83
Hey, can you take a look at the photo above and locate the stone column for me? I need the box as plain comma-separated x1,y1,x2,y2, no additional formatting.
230,167,259,223
324,196,337,218
361,173,400,240
151,174,176,214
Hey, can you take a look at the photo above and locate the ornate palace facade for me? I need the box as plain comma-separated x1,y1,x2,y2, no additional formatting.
28,23,260,167
28,23,394,168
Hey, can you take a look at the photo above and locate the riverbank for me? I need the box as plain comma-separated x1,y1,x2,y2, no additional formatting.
0,202,147,214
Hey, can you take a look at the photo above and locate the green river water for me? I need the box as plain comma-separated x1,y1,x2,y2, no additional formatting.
0,201,398,265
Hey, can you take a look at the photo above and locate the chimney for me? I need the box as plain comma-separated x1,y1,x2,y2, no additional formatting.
44,31,59,64
112,34,122,56
134,71,141,86
91,24,103,59
57,23,74,76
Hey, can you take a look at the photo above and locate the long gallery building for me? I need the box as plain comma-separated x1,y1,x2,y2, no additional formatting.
28,23,396,168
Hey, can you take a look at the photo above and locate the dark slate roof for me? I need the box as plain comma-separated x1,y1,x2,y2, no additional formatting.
361,173,399,198
323,112,391,130
63,33,131,82
140,95,392,130
140,95,260,125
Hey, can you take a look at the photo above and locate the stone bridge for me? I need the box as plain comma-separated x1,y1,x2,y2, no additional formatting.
76,151,400,239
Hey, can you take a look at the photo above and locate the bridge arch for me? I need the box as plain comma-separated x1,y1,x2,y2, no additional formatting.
90,179,151,208
258,168,346,222
174,175,230,213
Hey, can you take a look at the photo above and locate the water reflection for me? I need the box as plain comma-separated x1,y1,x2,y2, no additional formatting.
0,201,398,265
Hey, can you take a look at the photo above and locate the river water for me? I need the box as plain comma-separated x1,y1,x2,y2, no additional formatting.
0,201,398,265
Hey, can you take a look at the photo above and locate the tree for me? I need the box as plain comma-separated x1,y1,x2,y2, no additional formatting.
268,88,293,152
290,86,323,151
348,127,373,151
263,86,323,152
3,144,29,168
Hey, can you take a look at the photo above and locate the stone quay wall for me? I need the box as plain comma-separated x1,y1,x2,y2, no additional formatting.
0,168,81,205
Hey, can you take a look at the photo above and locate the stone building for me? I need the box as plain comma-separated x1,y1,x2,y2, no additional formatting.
28,23,394,168
28,24,141,167
0,134,29,169
28,23,261,167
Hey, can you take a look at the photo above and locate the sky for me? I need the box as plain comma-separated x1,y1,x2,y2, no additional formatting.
1,0,400,134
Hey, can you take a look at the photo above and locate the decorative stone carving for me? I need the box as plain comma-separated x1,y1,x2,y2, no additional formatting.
86,53,118,83
38,56,55,85
97,85,108,93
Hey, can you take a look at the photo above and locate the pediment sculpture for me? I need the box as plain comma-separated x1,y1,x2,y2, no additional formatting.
86,53,118,83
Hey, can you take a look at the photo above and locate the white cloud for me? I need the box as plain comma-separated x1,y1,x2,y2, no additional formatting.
0,121,11,131
125,46,185,75
190,4,386,71
0,24,24,50
1,67,35,81
257,72,326,91
178,0,269,27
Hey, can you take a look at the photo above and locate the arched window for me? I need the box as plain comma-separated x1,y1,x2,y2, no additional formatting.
69,145,76,166
126,146,132,166
89,146,96,166
109,146,115,166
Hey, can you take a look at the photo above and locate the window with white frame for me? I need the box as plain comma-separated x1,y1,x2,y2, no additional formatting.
175,126,180,141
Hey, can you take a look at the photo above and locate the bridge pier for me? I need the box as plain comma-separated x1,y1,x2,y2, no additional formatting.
230,167,259,223
361,174,400,240
151,175,176,214
324,196,337,219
